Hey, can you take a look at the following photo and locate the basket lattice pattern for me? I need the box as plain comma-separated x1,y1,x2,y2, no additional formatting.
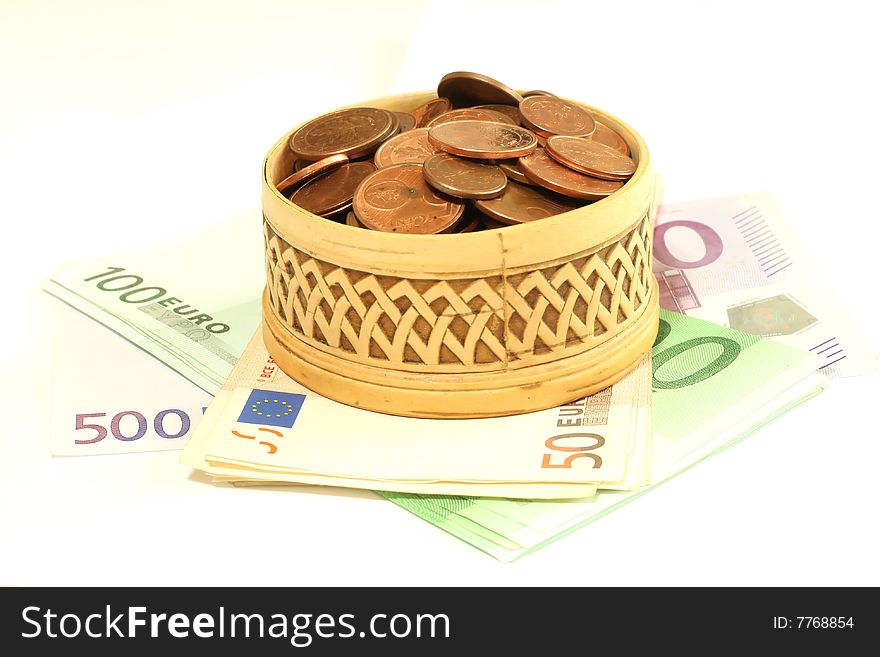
264,212,653,372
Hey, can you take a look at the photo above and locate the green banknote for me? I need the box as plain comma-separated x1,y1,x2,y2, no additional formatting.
43,213,264,392
383,310,826,561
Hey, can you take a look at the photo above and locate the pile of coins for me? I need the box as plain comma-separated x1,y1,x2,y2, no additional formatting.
277,72,636,234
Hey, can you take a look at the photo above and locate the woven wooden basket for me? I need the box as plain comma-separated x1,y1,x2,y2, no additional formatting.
261,91,659,418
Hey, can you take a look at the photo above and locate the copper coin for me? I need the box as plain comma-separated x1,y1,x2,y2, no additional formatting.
373,128,440,168
428,121,538,160
276,154,349,194
473,104,521,124
289,161,377,216
473,179,579,225
518,96,595,138
422,153,507,200
288,107,397,160
437,71,523,107
518,147,623,200
588,120,629,155
425,107,518,128
523,90,557,98
545,135,636,180
496,159,535,186
444,212,481,233
345,211,366,228
353,164,465,234
394,111,417,132
293,159,314,171
410,97,453,128
479,216,510,230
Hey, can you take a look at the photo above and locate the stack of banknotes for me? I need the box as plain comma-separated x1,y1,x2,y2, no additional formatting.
44,192,875,560
181,330,652,499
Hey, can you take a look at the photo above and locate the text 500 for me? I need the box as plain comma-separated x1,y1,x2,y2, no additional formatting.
75,408,205,444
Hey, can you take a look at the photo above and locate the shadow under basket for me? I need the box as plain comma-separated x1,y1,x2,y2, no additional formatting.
261,90,659,419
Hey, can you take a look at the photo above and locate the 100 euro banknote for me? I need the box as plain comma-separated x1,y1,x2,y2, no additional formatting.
43,212,265,393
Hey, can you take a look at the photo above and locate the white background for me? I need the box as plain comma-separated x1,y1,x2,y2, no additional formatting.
2,0,879,585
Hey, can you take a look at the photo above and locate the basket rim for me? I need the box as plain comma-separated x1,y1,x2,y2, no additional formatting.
262,90,654,275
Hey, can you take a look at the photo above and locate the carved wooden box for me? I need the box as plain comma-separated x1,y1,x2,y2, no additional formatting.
261,91,659,418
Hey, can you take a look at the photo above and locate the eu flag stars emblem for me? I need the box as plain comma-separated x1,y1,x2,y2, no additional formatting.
237,390,306,429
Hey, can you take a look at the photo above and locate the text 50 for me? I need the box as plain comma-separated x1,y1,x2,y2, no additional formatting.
541,433,605,469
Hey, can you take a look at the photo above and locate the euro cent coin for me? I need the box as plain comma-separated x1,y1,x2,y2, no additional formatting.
276,154,349,194
394,111,417,133
288,107,398,160
588,120,629,155
410,97,453,128
472,104,521,124
518,147,624,200
345,211,366,228
496,159,535,186
289,161,377,216
353,163,465,234
446,211,481,233
425,107,518,128
479,216,510,230
422,153,507,200
437,71,524,107
373,128,440,168
473,179,579,225
518,95,595,138
545,135,636,180
428,121,538,159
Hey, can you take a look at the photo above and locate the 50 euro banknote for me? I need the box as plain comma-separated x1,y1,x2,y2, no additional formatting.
180,330,652,499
